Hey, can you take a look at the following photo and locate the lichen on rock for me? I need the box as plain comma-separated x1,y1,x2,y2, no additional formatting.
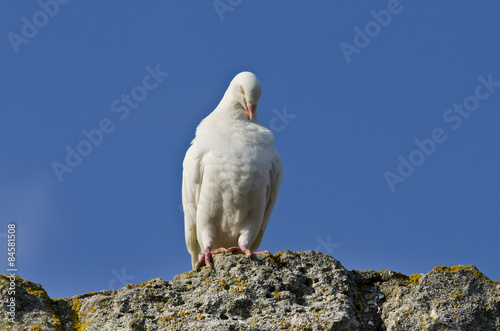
1,251,499,330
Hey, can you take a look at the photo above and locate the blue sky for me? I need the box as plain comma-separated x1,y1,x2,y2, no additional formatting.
1,1,499,299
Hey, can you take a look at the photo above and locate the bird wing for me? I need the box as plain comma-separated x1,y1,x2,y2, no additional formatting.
250,148,283,251
182,144,204,268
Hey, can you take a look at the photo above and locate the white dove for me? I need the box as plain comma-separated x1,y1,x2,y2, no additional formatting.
182,71,283,269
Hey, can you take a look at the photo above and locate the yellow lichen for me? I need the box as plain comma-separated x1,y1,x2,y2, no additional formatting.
272,251,285,264
434,265,483,279
273,291,284,299
279,319,292,329
377,270,421,285
230,284,248,294
72,297,81,311
140,279,156,287
408,273,421,284
417,321,427,328
206,275,249,294
296,323,314,330
69,297,84,331
0,274,20,283
25,286,63,331
215,279,229,291
82,319,92,330
26,287,45,296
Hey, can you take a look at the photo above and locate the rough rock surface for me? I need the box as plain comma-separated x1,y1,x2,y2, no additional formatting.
1,250,499,330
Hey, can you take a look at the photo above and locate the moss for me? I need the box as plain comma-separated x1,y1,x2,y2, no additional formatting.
30,326,42,331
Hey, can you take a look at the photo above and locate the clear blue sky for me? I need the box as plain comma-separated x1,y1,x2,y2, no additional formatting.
1,1,499,299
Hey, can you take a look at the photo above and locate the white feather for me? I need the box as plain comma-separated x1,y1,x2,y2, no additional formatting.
182,72,283,268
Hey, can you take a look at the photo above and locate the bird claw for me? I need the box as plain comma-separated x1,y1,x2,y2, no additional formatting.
196,245,270,269
195,247,228,269
195,250,212,269
227,245,269,258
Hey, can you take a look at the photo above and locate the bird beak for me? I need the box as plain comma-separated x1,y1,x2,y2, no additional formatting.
245,101,257,121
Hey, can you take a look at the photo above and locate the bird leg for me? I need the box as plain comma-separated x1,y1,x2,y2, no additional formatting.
195,245,269,269
227,244,270,258
195,246,227,269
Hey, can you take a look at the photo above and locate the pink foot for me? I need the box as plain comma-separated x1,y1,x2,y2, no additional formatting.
227,244,270,258
195,246,227,269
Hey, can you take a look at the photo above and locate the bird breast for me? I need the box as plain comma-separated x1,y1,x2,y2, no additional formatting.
199,152,271,244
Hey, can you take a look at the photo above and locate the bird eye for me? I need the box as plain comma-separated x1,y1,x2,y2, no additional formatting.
240,86,245,94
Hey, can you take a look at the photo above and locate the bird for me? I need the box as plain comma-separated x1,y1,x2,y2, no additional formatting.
182,71,283,269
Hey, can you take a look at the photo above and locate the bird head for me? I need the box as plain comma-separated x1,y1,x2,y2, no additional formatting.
225,71,262,121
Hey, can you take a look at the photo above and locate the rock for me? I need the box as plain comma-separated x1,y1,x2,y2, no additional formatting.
1,251,499,330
